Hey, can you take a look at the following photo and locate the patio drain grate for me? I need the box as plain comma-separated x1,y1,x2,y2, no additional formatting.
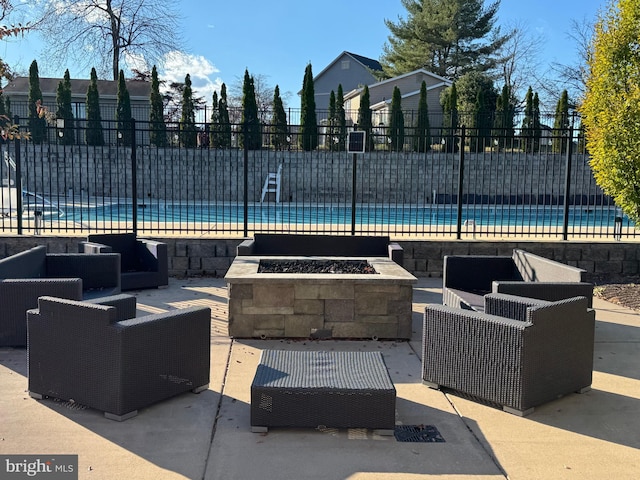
394,425,445,443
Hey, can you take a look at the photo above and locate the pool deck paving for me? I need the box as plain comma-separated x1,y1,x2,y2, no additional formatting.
1,277,639,480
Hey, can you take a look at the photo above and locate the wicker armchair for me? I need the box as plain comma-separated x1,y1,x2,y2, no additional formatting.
79,233,168,291
27,294,211,421
0,245,120,347
443,248,593,311
422,293,595,416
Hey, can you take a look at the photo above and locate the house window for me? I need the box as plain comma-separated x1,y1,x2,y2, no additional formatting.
73,102,86,120
341,60,350,70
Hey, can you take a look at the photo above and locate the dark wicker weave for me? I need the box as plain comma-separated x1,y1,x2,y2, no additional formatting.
0,245,120,347
422,294,595,415
251,350,396,432
443,248,593,312
237,233,404,265
79,233,168,291
27,295,211,421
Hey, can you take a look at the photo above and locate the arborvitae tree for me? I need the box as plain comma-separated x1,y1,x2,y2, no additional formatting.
357,85,374,151
521,86,535,153
441,82,459,152
471,90,490,152
55,69,75,145
532,92,541,153
299,63,318,151
180,73,197,147
389,86,404,151
149,65,167,147
85,67,104,146
553,89,570,154
271,85,288,150
336,84,347,151
493,84,514,150
241,69,261,150
209,91,220,147
28,60,46,143
218,83,231,148
5,96,12,121
581,0,640,223
116,70,133,146
413,80,431,152
327,90,337,150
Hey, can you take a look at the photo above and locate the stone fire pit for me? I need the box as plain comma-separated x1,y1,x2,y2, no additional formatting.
225,256,417,339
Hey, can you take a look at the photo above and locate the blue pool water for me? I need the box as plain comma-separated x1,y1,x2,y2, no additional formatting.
62,202,634,228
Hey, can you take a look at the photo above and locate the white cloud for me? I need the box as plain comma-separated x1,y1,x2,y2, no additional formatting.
160,51,223,102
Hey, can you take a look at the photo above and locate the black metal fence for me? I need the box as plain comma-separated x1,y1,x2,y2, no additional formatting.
0,118,635,240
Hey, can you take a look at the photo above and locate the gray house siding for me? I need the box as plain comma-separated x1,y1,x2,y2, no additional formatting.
312,52,382,114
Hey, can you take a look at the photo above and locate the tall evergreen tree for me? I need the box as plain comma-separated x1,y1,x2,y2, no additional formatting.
533,92,541,153
413,80,431,152
116,70,133,146
149,65,167,147
28,60,46,143
85,67,104,146
327,90,337,150
381,0,511,80
553,89,570,154
471,89,490,152
209,91,220,147
180,73,197,147
493,84,514,150
580,0,640,223
241,69,261,150
299,63,318,151
357,85,374,151
389,86,405,152
521,86,535,153
441,82,459,152
336,84,347,151
55,69,75,145
218,83,231,148
271,85,288,150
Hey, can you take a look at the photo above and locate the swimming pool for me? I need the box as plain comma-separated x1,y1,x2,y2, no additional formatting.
61,202,634,228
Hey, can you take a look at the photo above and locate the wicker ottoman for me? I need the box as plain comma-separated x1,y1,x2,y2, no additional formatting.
251,349,396,434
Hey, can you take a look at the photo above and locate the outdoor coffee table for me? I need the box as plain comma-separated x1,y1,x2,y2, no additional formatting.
251,349,396,434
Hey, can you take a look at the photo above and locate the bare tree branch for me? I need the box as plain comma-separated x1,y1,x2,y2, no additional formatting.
40,0,185,80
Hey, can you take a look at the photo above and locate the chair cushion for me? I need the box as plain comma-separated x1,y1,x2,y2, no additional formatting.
0,245,47,279
88,233,138,271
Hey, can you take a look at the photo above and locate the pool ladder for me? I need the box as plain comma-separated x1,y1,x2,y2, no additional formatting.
260,164,282,204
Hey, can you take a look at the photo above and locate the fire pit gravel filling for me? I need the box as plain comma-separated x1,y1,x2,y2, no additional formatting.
258,259,377,274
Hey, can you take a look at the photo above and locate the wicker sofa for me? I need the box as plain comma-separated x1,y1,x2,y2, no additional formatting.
443,248,593,312
79,233,168,291
27,294,211,421
237,233,404,265
0,245,121,347
422,293,595,415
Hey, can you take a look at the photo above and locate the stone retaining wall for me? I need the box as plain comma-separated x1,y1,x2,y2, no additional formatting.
0,236,637,281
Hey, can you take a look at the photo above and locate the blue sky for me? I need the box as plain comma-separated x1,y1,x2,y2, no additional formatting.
2,0,607,109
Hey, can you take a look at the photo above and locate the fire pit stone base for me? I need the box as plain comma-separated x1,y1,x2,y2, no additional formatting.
225,256,417,340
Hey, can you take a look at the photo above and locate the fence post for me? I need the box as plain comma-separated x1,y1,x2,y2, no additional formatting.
351,151,357,235
130,119,138,235
14,115,23,235
456,126,465,240
243,121,249,237
562,126,573,241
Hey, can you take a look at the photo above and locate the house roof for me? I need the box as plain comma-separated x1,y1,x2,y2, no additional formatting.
344,52,382,72
343,69,453,101
2,76,151,100
370,81,451,110
312,51,383,83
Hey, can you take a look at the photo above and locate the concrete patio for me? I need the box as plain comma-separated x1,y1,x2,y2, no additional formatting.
1,277,638,480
